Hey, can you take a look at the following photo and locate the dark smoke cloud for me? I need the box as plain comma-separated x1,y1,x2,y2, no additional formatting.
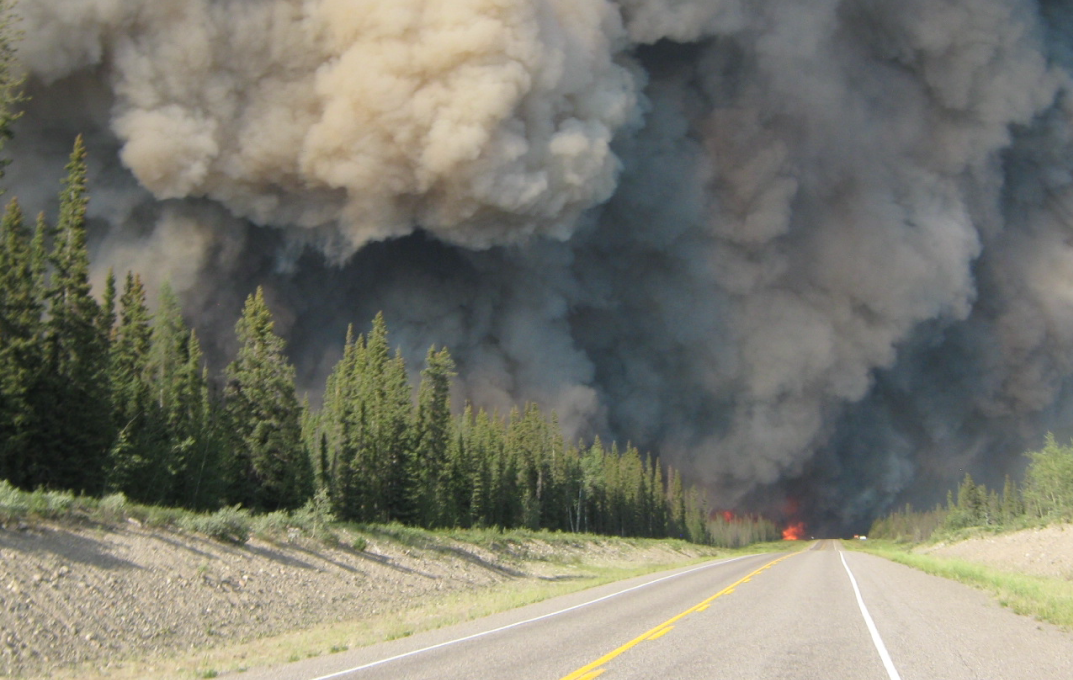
10,0,1073,533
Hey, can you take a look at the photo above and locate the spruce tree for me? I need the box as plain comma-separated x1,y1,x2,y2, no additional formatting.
38,137,111,493
0,199,40,486
413,346,455,526
0,0,23,180
147,283,224,508
107,272,168,500
223,287,312,511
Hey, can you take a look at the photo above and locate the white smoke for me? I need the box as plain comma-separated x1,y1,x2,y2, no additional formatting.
19,0,640,255
10,0,1073,531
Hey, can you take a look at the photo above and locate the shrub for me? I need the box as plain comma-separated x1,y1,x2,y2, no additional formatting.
136,505,187,529
291,488,336,540
251,510,291,540
0,480,27,518
99,492,129,520
183,505,251,544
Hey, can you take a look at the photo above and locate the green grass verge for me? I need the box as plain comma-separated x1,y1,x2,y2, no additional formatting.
849,539,1073,630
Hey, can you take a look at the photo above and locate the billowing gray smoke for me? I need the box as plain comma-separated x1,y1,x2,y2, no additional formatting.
11,0,1073,533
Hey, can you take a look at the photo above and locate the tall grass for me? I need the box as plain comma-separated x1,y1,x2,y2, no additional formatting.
0,480,334,545
851,540,1073,631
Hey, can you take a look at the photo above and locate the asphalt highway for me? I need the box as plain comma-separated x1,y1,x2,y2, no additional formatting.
243,541,1073,680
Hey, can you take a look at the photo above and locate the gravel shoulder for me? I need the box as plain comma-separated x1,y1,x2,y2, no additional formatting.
0,518,717,679
918,523,1073,579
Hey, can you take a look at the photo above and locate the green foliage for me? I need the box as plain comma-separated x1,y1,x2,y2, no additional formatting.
0,0,24,177
852,541,1073,632
0,134,727,547
224,287,313,511
181,505,252,544
1023,434,1073,520
99,492,129,520
0,198,42,487
870,433,1073,542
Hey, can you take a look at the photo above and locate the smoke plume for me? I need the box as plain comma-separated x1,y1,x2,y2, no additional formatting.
11,0,1073,533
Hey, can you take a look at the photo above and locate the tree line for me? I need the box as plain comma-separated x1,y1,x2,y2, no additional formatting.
869,433,1073,542
0,137,734,543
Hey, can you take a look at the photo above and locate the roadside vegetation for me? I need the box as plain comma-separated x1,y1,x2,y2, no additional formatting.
858,434,1073,630
868,433,1073,543
847,539,1073,631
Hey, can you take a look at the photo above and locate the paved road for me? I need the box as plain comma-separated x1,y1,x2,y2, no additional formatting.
244,541,1073,680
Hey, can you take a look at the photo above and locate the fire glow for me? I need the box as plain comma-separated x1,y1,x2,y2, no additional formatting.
782,522,806,541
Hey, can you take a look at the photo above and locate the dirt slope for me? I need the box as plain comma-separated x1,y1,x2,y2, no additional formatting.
919,523,1073,579
0,519,711,678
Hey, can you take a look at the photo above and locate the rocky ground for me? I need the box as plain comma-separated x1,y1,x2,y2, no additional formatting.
921,523,1073,579
0,518,711,679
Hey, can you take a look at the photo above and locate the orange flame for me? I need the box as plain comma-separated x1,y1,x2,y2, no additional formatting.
721,510,735,522
782,521,806,541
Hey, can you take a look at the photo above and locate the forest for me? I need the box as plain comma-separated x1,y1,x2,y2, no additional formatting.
0,135,733,542
0,100,784,549
868,433,1073,542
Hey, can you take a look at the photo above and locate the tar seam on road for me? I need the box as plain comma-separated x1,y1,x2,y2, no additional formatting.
840,550,903,680
558,551,800,680
305,555,754,680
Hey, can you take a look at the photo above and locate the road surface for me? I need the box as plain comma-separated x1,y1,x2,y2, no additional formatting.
243,541,1073,680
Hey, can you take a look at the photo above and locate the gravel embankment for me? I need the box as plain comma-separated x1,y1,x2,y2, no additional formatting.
0,519,708,678
920,523,1073,579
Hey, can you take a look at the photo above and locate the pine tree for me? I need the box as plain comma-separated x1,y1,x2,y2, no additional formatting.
320,325,366,521
0,0,24,180
37,137,112,493
147,284,224,509
668,467,686,538
107,272,168,500
99,269,116,341
367,316,413,523
223,287,312,511
412,346,456,527
0,198,41,486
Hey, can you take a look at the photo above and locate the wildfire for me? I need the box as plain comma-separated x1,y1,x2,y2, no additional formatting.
782,521,806,541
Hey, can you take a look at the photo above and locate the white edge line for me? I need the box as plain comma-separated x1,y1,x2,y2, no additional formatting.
308,554,757,680
840,550,902,680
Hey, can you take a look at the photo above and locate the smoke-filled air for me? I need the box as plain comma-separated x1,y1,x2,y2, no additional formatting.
12,0,1073,533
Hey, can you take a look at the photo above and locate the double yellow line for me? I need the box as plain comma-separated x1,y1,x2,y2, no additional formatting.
559,552,800,680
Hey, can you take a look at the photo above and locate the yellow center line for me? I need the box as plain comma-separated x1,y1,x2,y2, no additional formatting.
558,552,799,680
646,625,675,641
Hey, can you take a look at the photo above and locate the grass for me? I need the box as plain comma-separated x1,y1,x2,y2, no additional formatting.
0,481,333,546
47,554,729,680
848,539,1073,631
4,479,806,679
39,532,800,680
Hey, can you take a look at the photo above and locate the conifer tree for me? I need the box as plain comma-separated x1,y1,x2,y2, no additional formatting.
147,284,225,508
366,315,413,523
0,199,40,486
224,287,312,510
99,269,116,341
0,0,23,181
37,137,111,493
412,346,456,526
107,272,168,500
320,325,367,520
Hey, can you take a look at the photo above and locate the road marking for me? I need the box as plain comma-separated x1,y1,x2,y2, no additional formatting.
646,625,674,640
306,554,755,680
558,552,799,680
840,551,902,680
